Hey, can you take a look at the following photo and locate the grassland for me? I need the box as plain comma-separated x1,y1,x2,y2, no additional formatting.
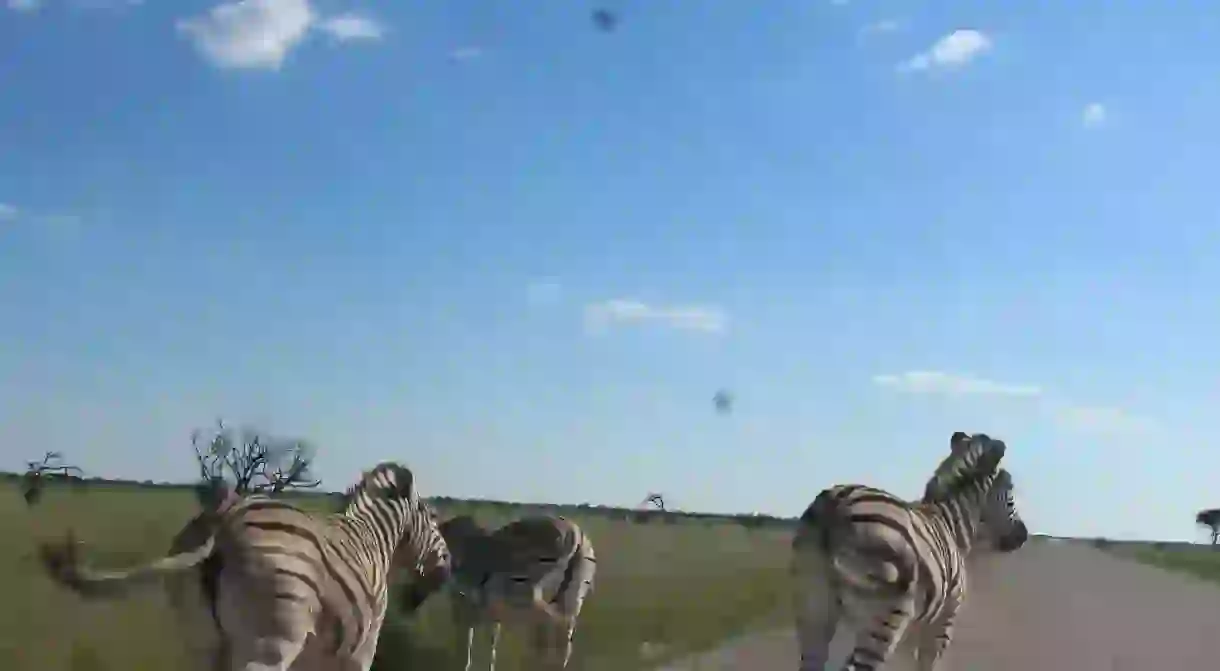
0,480,795,671
1127,543,1220,586
1083,536,1220,587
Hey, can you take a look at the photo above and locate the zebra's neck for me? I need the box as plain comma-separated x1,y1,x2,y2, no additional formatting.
927,474,993,552
344,495,408,563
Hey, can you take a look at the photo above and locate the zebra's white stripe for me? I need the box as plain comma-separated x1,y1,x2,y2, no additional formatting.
790,433,1028,671
439,514,597,671
41,461,451,671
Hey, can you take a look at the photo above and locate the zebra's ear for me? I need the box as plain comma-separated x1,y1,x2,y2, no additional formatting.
950,431,970,451
974,438,1006,475
389,463,416,499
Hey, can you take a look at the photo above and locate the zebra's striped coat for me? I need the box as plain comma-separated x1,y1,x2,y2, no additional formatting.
40,462,451,671
790,432,1028,671
438,514,597,671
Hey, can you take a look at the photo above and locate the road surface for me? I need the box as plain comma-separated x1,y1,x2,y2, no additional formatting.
660,541,1220,670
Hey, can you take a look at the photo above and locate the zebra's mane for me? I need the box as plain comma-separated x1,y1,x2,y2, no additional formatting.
922,432,1006,502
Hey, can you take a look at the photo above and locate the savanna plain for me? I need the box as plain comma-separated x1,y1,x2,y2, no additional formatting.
0,479,793,671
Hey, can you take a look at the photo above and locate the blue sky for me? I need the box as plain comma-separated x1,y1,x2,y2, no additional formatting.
2,0,1218,541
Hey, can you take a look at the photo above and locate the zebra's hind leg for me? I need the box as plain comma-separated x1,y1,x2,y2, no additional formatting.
913,600,959,671
537,552,594,669
217,576,310,671
229,635,309,671
487,621,501,671
840,596,916,671
531,617,576,670
792,548,840,671
450,597,478,671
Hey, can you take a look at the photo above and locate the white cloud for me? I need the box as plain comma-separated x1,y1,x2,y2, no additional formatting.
584,299,728,335
1081,102,1107,128
317,13,384,43
872,371,1042,397
1053,404,1158,437
860,19,901,37
176,0,385,71
7,0,42,13
0,203,18,220
447,46,484,62
898,29,992,73
177,0,315,71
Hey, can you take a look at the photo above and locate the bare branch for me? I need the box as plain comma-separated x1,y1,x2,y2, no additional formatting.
191,421,322,496
640,492,666,511
20,451,86,507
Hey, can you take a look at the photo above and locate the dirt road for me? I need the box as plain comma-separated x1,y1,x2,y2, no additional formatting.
660,541,1220,670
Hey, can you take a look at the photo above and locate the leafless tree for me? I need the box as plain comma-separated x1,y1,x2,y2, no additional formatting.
192,420,321,496
639,492,666,511
1197,508,1220,545
21,451,84,506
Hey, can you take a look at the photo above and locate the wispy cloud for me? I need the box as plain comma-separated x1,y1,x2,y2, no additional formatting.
584,299,728,335
1081,102,1107,129
7,0,42,13
898,29,992,73
176,0,385,71
447,46,485,62
874,370,1159,437
1052,404,1158,437
860,19,902,37
872,371,1042,397
317,13,385,43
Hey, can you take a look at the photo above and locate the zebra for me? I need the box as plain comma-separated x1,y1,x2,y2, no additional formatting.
790,432,1028,671
39,461,452,671
437,514,597,671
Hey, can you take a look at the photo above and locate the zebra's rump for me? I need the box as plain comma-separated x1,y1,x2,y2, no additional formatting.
794,484,944,598
492,517,574,572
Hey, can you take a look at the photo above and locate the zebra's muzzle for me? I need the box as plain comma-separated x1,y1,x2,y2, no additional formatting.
996,521,1029,553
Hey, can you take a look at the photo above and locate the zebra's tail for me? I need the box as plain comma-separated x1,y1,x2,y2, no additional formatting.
40,529,218,600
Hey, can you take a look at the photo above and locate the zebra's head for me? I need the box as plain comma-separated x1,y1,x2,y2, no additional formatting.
923,432,1028,553
435,515,492,576
343,463,453,585
978,468,1028,553
437,514,487,544
396,497,454,614
356,462,417,500
923,431,1004,502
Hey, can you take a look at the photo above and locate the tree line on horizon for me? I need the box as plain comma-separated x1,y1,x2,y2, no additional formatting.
10,421,795,529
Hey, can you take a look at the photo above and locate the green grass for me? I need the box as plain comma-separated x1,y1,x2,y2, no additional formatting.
1128,543,1220,586
2,482,794,671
